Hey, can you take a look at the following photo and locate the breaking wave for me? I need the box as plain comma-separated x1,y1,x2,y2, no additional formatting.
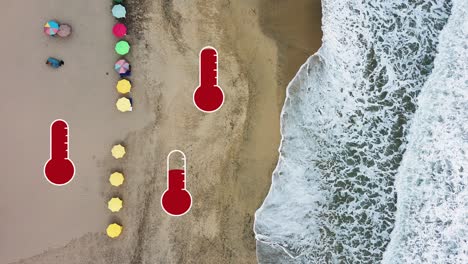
254,0,460,263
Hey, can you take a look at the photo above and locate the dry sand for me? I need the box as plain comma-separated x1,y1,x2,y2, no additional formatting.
1,0,321,263
1,1,150,263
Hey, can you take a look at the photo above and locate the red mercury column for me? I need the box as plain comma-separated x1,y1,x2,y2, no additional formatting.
161,150,192,216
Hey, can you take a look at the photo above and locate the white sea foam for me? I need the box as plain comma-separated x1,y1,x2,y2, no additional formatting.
255,0,453,263
382,0,468,262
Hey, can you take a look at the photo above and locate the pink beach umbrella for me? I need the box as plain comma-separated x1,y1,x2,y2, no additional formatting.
57,24,72,37
112,23,127,38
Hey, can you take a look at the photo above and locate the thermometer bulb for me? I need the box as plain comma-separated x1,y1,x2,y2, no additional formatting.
44,119,75,185
161,169,192,216
193,47,224,113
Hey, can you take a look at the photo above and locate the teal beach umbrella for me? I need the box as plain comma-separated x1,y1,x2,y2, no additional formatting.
112,4,126,18
115,40,130,55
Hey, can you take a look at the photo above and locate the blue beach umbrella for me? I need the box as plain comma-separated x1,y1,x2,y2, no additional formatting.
112,4,126,19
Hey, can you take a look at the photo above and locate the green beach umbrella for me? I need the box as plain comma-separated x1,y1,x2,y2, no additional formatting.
115,40,130,55
112,4,126,19
114,0,124,3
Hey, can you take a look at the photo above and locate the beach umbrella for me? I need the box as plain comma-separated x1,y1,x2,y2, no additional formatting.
111,144,126,159
115,40,130,55
116,79,132,94
112,4,126,19
116,97,132,112
57,24,72,37
112,23,127,38
109,172,124,186
44,20,59,36
106,223,123,238
109,172,125,186
114,59,130,74
108,197,123,212
114,0,124,3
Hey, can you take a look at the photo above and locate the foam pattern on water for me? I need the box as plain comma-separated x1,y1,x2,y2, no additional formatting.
382,0,468,263
255,0,452,263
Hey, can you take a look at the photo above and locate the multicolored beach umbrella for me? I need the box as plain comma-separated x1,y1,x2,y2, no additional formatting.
115,40,130,55
114,59,130,74
44,20,59,36
112,23,127,38
112,4,126,19
106,223,123,238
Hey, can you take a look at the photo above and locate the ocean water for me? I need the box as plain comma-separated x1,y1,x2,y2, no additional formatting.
254,0,464,263
382,0,468,262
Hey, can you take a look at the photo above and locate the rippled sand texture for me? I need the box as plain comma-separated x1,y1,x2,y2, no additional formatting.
5,0,321,263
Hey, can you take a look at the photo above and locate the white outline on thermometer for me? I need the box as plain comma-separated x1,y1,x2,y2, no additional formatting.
161,150,192,216
43,119,75,186
193,46,225,113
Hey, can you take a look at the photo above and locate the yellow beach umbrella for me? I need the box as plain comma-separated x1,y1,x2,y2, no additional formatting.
116,79,132,94
108,197,123,212
109,172,125,186
116,97,132,112
111,144,126,159
106,223,122,238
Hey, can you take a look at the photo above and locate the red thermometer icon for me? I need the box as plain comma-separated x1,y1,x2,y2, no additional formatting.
44,119,75,186
161,150,192,216
193,46,224,113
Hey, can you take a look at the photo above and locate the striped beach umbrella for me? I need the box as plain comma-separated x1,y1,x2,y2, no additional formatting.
112,4,126,19
114,59,130,74
112,23,127,38
44,20,59,36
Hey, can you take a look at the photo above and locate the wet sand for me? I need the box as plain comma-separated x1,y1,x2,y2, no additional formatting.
2,0,321,263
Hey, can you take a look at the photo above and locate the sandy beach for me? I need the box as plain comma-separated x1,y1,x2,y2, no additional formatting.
1,0,321,263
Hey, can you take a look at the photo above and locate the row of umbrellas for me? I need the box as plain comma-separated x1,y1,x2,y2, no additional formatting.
107,0,132,239
113,3,132,112
44,20,71,37
107,143,126,238
112,4,131,56
107,143,127,238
